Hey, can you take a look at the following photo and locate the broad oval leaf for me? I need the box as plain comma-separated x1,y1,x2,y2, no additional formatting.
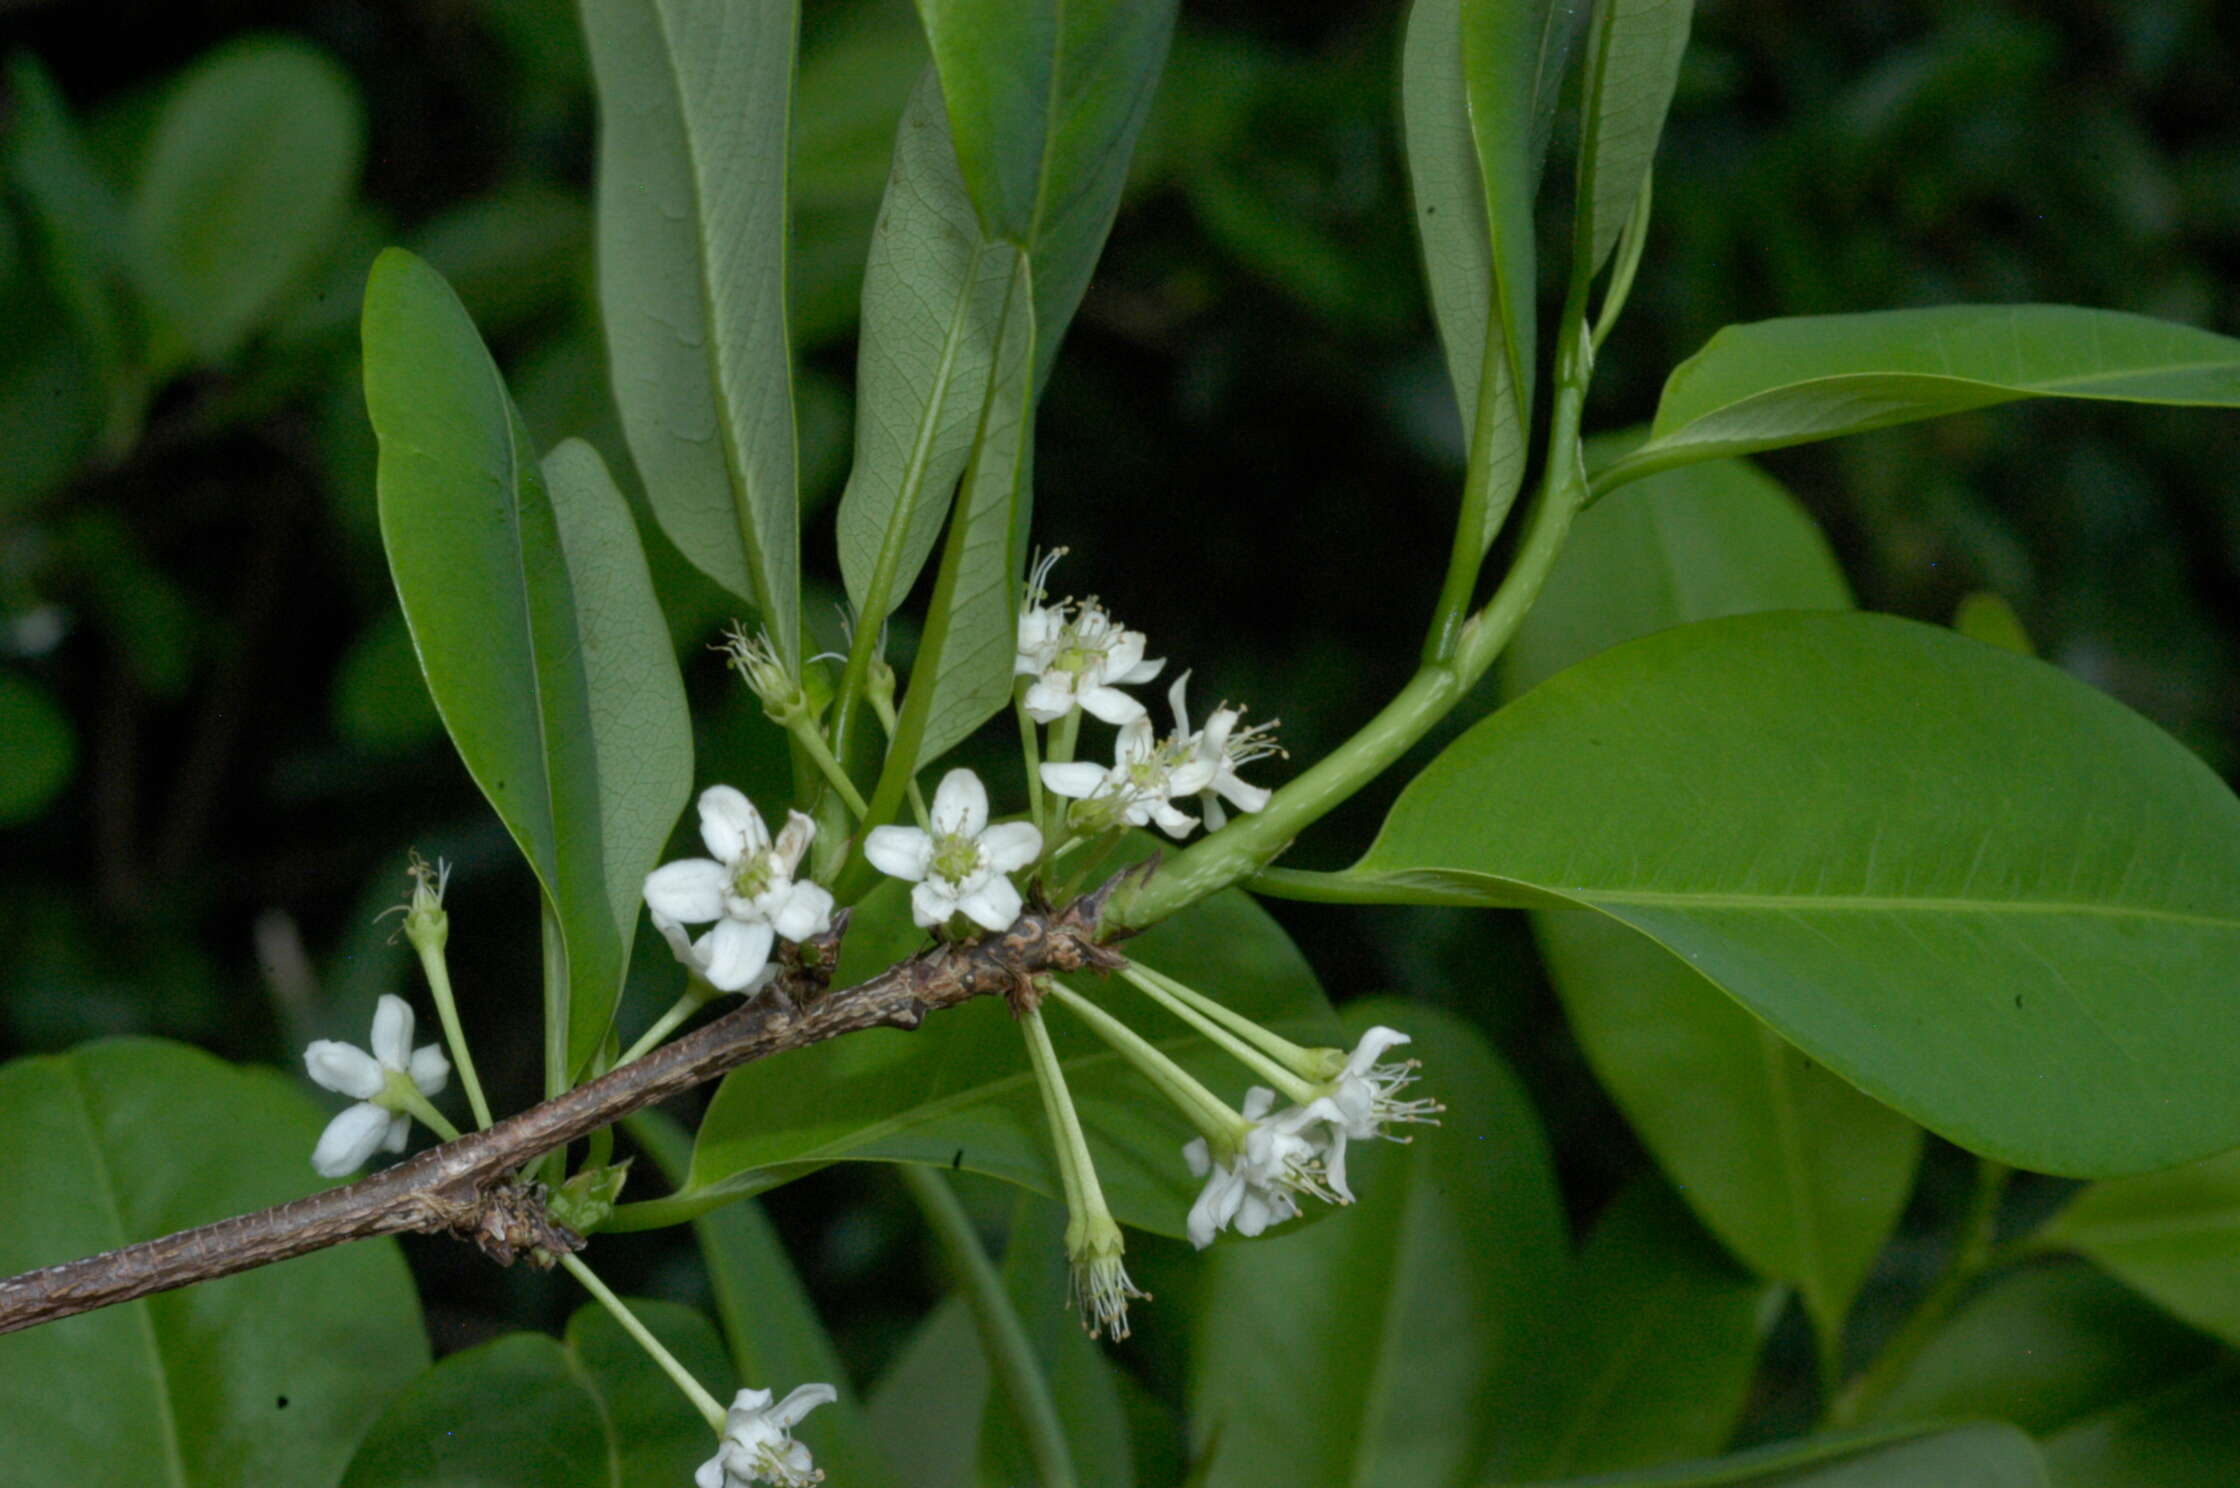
1607,306,2240,488
1573,0,1692,276
2040,1147,2240,1347
1360,610,2240,1176
1507,458,1921,1342
1504,1424,2048,1488
364,250,693,1075
132,36,363,365
1193,1001,1572,1487
680,847,1341,1240
580,0,802,659
0,1039,427,1486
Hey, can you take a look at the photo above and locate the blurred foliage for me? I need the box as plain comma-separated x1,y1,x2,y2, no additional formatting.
1,0,2235,1460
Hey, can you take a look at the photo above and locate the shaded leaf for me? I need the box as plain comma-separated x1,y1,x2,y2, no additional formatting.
2041,1361,2240,1488
1574,0,1692,275
2041,1148,2240,1347
0,668,75,825
1504,1424,2047,1487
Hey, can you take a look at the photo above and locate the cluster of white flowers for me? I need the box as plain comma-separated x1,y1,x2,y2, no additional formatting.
696,1383,836,1488
643,787,837,992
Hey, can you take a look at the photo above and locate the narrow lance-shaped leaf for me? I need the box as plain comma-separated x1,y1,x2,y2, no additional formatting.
1573,0,1692,277
364,250,692,1076
1358,610,2240,1177
580,0,802,662
1604,305,2240,490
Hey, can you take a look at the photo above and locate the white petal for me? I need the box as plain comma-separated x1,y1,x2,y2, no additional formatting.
304,1040,385,1100
1022,679,1074,722
1186,1171,1231,1250
1241,1086,1278,1120
1167,671,1194,734
1183,1136,1211,1178
1346,1026,1412,1076
311,1103,392,1177
772,810,818,875
408,1043,450,1096
381,1112,412,1153
1078,684,1147,725
1151,801,1199,839
957,876,1023,933
910,879,960,929
699,918,776,993
653,912,703,970
1113,652,1164,686
695,1454,728,1488
1322,1127,1355,1204
1215,776,1272,815
698,785,766,864
1200,794,1228,833
370,994,414,1070
977,820,1043,873
863,825,934,882
644,859,729,924
768,1382,838,1429
724,1386,776,1427
772,882,834,943
1039,762,1108,800
931,769,989,837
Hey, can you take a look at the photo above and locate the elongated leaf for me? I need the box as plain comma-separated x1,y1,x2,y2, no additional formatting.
1859,1264,2216,1436
2040,1148,2240,1347
2041,1361,2240,1488
1574,0,1692,275
867,1298,986,1488
1503,1424,2048,1487
682,841,1341,1240
1194,1002,1572,1486
0,1039,426,1485
364,251,693,1074
979,1193,1135,1488
1358,610,2240,1176
132,36,363,365
580,0,802,659
1609,306,2240,487
1507,458,1921,1341
1532,1179,1774,1479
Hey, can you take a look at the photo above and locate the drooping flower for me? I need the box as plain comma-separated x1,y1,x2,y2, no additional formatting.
1169,674,1280,831
643,788,835,992
1015,555,1163,725
1070,1214,1151,1342
304,995,451,1177
695,1383,837,1488
864,768,1043,932
1181,1086,1335,1249
1303,1025,1442,1203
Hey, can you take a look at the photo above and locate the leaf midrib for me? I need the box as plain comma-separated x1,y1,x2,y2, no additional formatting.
1581,887,2240,929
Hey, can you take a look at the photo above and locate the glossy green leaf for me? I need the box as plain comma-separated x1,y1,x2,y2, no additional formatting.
2041,1148,2240,1346
1504,1424,2048,1487
1858,1263,2216,1436
683,843,1341,1240
867,1297,987,1488
563,1302,735,1487
363,250,693,1075
1193,1001,1571,1486
2040,1361,2240,1488
1360,610,2240,1176
579,0,802,660
1573,0,1692,275
131,36,363,365
1532,1179,1775,1479
1506,460,1920,1339
0,669,75,825
0,1039,427,1486
979,1193,1134,1488
630,1113,899,1488
1608,307,2240,488
1954,593,2034,656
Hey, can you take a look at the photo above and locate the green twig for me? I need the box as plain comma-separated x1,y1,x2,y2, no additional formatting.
561,1253,727,1431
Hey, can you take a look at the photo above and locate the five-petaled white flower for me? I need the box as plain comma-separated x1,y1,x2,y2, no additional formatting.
865,769,1043,931
304,994,450,1177
644,787,835,993
1039,698,1206,839
1181,1086,1334,1250
696,1383,837,1488
1015,557,1164,725
1304,1025,1441,1203
1169,674,1279,831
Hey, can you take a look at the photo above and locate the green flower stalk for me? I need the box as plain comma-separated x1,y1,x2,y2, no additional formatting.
1019,998,1148,1340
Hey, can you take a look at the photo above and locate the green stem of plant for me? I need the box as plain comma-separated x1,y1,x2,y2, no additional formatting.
1592,167,1655,355
1826,1157,2013,1427
866,683,931,829
413,939,493,1130
1244,866,1505,907
784,711,870,820
1118,964,1320,1103
1019,1003,1089,1220
1127,960,1329,1076
1047,710,1080,769
1017,692,1046,837
1043,981,1247,1150
392,1086,461,1144
899,1165,1078,1488
560,1253,727,1431
617,982,715,1068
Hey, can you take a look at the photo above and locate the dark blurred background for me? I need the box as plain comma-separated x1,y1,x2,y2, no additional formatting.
3,0,2236,1435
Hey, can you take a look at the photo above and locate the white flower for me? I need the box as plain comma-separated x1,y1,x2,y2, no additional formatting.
1305,1026,1442,1203
643,787,835,993
304,994,450,1177
696,1383,837,1488
1181,1087,1334,1249
1170,674,1279,831
1015,556,1164,725
865,769,1043,931
1040,708,1204,839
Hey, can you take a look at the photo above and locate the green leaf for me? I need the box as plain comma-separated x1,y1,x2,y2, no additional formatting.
1192,1001,1572,1486
1505,459,1921,1339
2041,1148,2240,1347
1532,1179,1776,1479
563,1302,735,1487
629,1113,900,1488
1573,0,1692,276
867,1297,987,1488
2040,1360,2240,1488
131,36,363,365
0,668,75,825
1609,307,2240,488
1857,1263,2217,1436
1359,610,2240,1176
363,250,693,1076
979,1193,1135,1488
1954,593,2035,656
579,0,803,660
681,841,1340,1240
0,1039,427,1485
1503,1424,2048,1487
